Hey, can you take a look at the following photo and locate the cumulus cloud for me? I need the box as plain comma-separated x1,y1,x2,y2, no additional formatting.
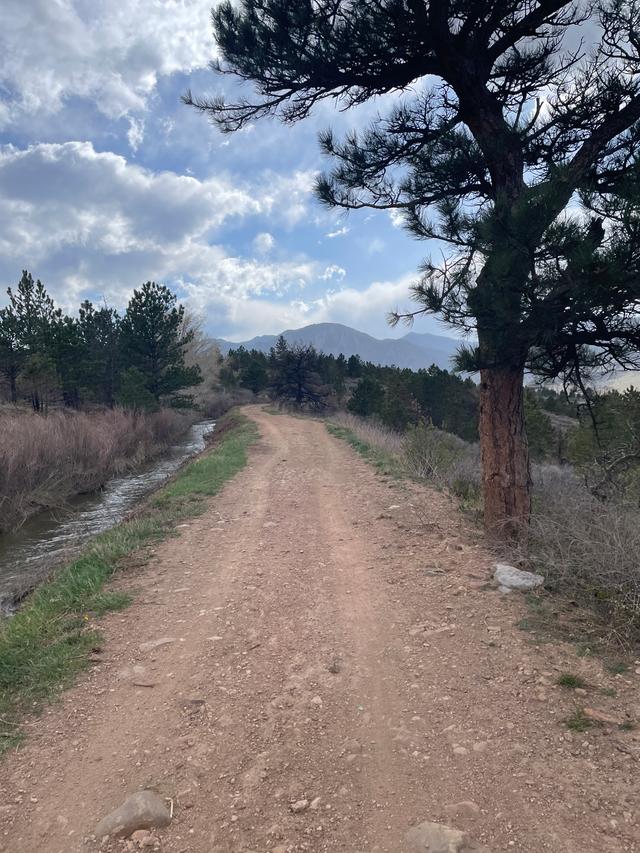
0,142,260,264
258,170,318,227
253,232,275,254
0,141,325,322
0,0,215,128
199,273,423,341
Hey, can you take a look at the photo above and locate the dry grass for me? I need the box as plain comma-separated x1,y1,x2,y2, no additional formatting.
329,412,404,458
0,408,195,532
329,411,640,639
529,464,640,637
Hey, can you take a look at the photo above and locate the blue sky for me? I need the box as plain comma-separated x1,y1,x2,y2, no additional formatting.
0,0,447,342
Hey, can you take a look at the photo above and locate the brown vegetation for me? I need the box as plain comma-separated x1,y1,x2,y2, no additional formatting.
0,407,195,532
330,412,640,640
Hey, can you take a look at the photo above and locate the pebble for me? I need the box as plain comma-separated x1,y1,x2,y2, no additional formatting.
139,637,177,652
290,799,309,813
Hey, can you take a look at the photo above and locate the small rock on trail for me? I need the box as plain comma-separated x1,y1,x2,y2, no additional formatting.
404,821,492,853
94,791,171,839
139,637,177,652
493,563,544,591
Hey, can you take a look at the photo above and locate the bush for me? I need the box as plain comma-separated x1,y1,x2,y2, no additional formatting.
200,388,254,419
528,464,640,635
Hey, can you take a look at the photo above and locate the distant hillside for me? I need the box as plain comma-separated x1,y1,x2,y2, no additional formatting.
216,322,459,371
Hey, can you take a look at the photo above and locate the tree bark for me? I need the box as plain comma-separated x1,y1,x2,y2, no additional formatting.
479,366,532,540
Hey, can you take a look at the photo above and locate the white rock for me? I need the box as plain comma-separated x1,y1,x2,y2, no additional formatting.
405,820,493,852
139,637,177,652
405,821,467,852
94,791,171,839
494,563,544,591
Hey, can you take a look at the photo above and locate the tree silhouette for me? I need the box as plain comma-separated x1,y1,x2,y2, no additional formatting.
269,336,329,409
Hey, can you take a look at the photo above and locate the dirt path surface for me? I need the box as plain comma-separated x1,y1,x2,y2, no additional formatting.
1,407,639,853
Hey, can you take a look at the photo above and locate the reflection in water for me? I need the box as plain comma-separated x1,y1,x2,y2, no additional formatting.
0,420,214,609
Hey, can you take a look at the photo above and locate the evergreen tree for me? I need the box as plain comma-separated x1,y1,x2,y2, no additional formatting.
269,337,329,409
6,271,60,355
116,367,158,412
20,353,57,413
51,315,84,408
346,354,363,379
77,301,121,407
347,377,385,418
0,306,22,403
187,1,640,539
0,271,62,406
120,282,202,403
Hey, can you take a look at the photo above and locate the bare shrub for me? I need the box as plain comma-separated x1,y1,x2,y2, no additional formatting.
529,465,640,636
201,389,255,419
330,410,640,636
0,408,193,532
403,423,480,497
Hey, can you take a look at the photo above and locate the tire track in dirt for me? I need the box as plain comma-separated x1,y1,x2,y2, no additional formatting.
0,407,638,853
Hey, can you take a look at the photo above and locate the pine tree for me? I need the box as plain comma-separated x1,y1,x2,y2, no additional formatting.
187,1,640,539
0,271,61,405
120,282,202,403
0,306,22,403
269,337,329,409
77,301,121,407
347,377,385,418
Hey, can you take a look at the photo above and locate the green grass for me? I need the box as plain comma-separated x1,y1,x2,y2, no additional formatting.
0,411,258,753
326,423,400,476
605,660,629,675
557,672,587,689
565,709,596,732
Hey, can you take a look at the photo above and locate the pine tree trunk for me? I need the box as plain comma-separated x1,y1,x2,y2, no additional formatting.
479,366,531,540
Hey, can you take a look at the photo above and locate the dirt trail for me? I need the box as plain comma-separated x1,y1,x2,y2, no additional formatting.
0,407,638,853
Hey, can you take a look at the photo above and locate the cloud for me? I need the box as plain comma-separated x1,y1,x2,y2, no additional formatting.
367,237,385,253
127,117,145,153
0,0,215,129
0,141,260,264
320,264,346,281
253,232,275,254
326,225,350,238
258,170,318,227
0,141,325,323
389,209,405,229
208,272,424,341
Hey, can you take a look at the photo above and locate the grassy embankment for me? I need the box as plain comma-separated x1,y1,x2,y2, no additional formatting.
0,411,258,752
327,412,640,648
0,407,199,533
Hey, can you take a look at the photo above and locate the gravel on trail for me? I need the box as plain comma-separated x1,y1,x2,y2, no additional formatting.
0,406,638,853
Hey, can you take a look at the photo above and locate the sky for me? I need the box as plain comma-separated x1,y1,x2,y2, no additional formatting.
0,0,445,342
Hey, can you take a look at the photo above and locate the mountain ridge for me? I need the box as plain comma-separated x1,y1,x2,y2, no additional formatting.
215,322,460,371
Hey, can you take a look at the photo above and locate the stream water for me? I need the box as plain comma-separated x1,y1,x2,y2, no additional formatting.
0,419,215,611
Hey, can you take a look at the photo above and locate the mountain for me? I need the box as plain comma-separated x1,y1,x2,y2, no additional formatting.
216,322,460,370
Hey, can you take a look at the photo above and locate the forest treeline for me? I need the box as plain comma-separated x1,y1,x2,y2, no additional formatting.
220,336,583,461
0,271,201,412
